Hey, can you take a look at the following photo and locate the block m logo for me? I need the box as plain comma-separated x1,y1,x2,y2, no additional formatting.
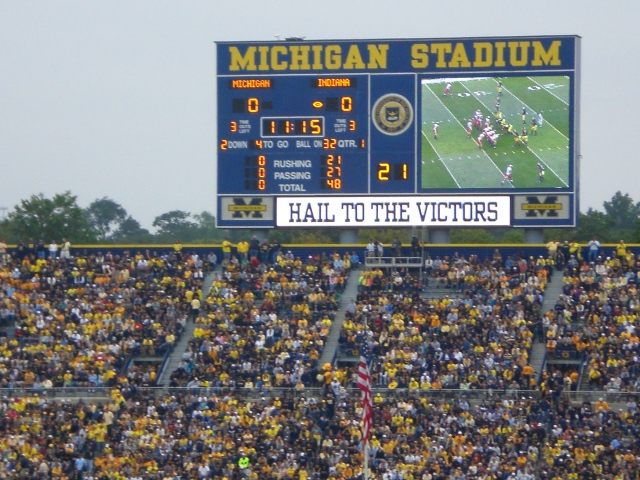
521,196,562,217
228,198,267,219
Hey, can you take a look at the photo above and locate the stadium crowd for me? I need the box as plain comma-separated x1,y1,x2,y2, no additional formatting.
340,252,546,393
0,376,637,478
168,248,354,390
1,240,640,478
541,245,640,394
0,247,199,390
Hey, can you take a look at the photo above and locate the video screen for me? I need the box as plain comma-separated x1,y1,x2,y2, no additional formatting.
420,75,571,190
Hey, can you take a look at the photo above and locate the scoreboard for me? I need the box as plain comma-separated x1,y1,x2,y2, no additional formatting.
216,36,580,228
219,75,370,195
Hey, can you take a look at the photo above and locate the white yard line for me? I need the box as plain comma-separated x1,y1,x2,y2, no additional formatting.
421,129,461,188
527,76,569,105
425,84,509,185
502,83,569,141
464,80,569,187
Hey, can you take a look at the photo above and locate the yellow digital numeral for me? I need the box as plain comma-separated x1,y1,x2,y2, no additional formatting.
378,163,390,181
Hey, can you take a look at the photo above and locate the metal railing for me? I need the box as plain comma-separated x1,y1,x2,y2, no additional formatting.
364,256,423,268
3,385,638,404
0,385,326,399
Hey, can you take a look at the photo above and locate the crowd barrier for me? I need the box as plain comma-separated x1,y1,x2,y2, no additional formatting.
4,385,638,404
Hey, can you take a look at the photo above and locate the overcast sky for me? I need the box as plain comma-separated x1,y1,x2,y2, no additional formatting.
1,1,637,229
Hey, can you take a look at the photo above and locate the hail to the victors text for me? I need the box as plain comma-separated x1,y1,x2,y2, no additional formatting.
275,196,511,227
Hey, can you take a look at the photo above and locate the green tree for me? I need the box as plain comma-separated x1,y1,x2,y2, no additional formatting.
575,208,616,242
8,192,95,243
86,197,128,241
270,228,340,244
603,191,640,232
192,211,225,242
0,219,16,243
501,229,525,244
112,216,154,243
357,228,411,245
152,210,198,241
451,229,496,244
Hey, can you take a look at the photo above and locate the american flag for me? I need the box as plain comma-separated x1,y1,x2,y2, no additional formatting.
357,341,373,445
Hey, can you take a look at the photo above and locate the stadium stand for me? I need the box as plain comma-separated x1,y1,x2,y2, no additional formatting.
339,252,544,394
168,249,350,391
0,249,195,391
1,243,639,479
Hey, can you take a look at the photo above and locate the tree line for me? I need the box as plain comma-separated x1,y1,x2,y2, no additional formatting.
1,190,639,245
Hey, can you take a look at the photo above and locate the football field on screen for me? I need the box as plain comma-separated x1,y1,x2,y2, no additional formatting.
420,76,571,190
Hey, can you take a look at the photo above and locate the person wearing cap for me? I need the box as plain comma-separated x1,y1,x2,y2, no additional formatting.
595,397,610,412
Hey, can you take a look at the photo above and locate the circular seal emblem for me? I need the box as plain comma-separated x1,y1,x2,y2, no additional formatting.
372,94,413,135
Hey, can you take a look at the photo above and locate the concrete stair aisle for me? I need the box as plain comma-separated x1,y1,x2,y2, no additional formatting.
531,269,565,383
540,269,565,313
318,269,362,367
156,266,221,388
529,342,547,385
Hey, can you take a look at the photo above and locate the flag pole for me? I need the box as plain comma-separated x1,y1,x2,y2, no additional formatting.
363,439,369,479
358,340,372,480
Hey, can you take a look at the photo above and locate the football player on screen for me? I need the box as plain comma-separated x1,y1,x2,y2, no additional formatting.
501,164,513,186
537,162,545,182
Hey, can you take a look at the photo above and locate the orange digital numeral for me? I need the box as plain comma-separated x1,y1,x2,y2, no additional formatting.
341,97,352,112
326,154,342,165
323,138,337,149
247,97,259,113
327,166,342,178
311,119,322,135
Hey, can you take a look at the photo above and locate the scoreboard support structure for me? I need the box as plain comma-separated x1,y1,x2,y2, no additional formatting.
524,228,545,244
216,36,581,231
340,230,359,245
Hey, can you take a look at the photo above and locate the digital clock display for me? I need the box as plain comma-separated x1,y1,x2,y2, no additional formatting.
261,117,324,137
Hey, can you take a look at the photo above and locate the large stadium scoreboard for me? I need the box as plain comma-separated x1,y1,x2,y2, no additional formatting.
216,36,580,228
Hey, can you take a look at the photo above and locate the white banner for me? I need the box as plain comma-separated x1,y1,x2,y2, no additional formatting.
276,196,511,227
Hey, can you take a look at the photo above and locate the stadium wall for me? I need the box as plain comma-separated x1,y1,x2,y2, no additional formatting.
5,243,577,261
